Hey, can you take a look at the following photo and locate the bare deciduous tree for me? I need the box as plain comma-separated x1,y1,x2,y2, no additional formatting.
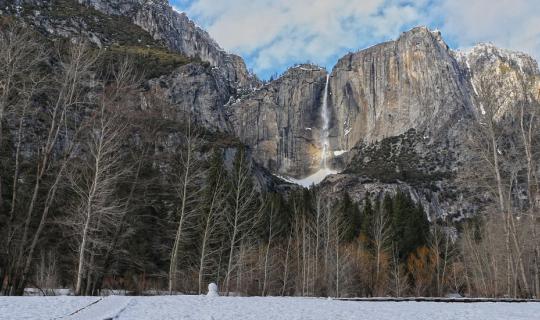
371,201,392,296
197,150,227,294
224,148,261,295
0,22,47,294
6,41,96,295
168,120,202,293
67,91,130,296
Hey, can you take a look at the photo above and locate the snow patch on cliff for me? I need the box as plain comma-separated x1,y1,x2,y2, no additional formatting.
333,150,347,156
276,168,338,188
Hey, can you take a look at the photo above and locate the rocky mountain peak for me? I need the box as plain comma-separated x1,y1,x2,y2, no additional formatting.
77,0,161,16
282,64,327,76
459,43,539,75
455,43,540,120
77,0,260,89
223,24,540,191
330,26,471,153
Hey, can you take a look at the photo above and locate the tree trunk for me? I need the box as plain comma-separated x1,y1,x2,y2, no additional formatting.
281,233,292,296
75,208,91,296
168,138,193,294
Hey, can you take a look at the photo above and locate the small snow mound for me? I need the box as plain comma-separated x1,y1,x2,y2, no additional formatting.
207,283,219,297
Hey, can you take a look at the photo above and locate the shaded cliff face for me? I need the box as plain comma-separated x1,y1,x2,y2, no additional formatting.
329,27,473,151
0,0,294,195
146,63,233,130
77,0,259,89
228,65,329,177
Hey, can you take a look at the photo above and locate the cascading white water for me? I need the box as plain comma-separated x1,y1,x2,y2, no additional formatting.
320,74,331,168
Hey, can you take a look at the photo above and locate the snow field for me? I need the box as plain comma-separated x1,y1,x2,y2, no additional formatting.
0,296,97,320
1,295,539,320
67,296,132,320
118,296,540,320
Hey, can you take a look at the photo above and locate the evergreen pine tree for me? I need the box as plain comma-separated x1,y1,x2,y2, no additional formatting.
390,190,429,260
361,195,374,243
339,193,361,242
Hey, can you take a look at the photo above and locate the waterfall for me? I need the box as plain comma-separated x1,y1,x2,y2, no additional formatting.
277,73,337,188
320,74,330,169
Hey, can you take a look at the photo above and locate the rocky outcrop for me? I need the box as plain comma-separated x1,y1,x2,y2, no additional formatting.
455,43,540,120
317,172,471,221
327,128,472,220
146,63,233,130
0,0,164,48
2,0,260,90
228,65,328,177
3,0,266,133
77,0,260,90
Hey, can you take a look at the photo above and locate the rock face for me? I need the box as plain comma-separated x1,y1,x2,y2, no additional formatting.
228,65,328,177
147,64,233,130
330,27,473,151
76,0,147,15
226,26,540,187
77,0,259,90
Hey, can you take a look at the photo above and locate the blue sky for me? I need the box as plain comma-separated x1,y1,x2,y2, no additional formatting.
170,0,540,80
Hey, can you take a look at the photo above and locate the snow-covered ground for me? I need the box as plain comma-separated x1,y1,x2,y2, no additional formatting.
0,296,97,320
1,295,539,320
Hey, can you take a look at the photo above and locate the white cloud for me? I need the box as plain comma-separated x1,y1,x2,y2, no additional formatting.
435,0,540,60
184,0,425,76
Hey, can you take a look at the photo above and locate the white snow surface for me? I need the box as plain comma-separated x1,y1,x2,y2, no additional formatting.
279,168,338,187
0,296,97,320
2,296,540,320
69,296,132,320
